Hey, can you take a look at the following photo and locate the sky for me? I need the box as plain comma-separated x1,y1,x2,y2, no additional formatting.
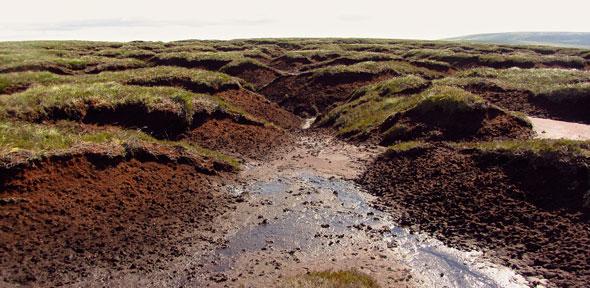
1,0,589,41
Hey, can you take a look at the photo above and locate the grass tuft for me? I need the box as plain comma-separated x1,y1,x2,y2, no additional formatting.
456,139,590,157
280,270,380,288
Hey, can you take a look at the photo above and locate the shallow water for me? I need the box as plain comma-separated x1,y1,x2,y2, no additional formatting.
218,171,530,287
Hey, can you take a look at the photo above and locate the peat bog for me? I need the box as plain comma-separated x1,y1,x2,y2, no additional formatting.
0,39,589,287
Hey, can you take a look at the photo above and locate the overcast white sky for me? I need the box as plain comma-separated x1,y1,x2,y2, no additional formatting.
1,0,589,41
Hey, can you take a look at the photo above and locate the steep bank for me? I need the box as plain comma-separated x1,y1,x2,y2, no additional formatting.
359,142,590,287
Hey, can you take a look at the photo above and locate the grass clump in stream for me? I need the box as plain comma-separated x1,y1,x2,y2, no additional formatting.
280,270,380,288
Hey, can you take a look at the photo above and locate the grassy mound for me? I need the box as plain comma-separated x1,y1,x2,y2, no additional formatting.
260,61,442,116
318,80,532,143
0,120,238,168
0,82,257,138
88,66,245,93
311,60,443,81
438,68,590,123
379,86,532,144
316,75,430,138
0,46,147,74
404,49,586,69
0,67,245,95
441,68,590,102
361,139,590,288
0,71,62,94
152,51,266,70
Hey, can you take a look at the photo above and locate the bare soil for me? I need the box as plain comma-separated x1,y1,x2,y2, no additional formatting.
268,55,313,73
216,89,302,130
359,144,590,288
378,104,533,145
187,119,294,160
464,83,590,124
260,73,395,117
222,63,282,88
0,147,235,287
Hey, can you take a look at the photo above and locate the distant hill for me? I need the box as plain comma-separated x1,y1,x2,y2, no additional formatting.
446,32,590,48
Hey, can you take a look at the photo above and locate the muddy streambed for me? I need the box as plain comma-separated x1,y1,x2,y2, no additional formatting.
192,135,531,287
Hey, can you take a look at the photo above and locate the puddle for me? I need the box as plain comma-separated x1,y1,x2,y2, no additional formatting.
215,171,530,287
387,227,528,287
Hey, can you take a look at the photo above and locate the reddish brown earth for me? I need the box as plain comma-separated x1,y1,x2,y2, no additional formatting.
359,144,590,288
221,63,282,88
268,55,313,72
187,119,293,160
0,147,235,287
463,83,590,124
378,104,533,145
260,72,396,117
216,89,302,129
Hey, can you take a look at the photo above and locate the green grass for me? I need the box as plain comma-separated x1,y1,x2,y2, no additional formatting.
280,270,380,288
0,66,244,95
385,141,429,154
406,85,488,115
455,139,590,157
404,48,585,68
219,58,274,73
0,82,226,122
154,50,266,67
0,51,146,73
440,67,590,102
311,60,442,79
95,48,156,59
320,81,530,141
0,71,62,94
316,75,429,137
379,85,531,141
0,120,239,168
84,66,244,92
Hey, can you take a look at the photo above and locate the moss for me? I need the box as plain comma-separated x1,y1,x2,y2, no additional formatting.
280,270,380,288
